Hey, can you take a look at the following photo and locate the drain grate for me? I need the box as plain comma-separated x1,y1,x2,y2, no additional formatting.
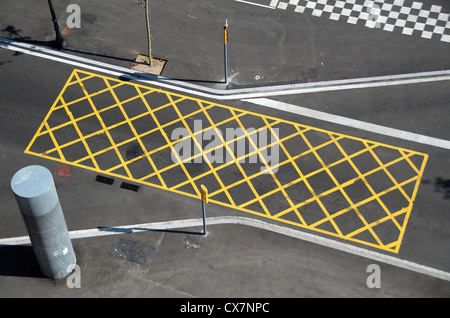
96,175,115,185
110,238,156,265
120,182,140,192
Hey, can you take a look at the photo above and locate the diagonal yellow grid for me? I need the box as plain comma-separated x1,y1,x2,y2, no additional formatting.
25,69,428,253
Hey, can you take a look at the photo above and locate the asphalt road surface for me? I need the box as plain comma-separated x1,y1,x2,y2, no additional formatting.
0,0,449,300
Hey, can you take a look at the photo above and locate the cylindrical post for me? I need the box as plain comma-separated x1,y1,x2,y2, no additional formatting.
11,165,76,279
202,201,206,235
200,185,208,236
224,19,229,84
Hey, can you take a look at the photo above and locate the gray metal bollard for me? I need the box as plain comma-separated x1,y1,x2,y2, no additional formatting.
11,165,76,279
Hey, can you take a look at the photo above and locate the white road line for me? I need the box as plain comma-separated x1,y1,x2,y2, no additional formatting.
243,98,450,150
1,216,449,282
1,38,450,150
2,38,450,101
233,0,276,10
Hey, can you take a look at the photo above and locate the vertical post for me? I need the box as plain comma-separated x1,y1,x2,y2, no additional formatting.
202,201,206,235
11,165,76,279
200,185,208,236
47,0,66,49
224,19,229,84
145,0,153,66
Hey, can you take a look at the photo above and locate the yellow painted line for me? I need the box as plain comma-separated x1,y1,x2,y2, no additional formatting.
75,72,133,179
25,69,429,253
168,93,230,200
104,78,166,188
307,154,418,228
393,154,429,253
39,85,155,156
135,86,201,197
44,121,66,162
229,109,272,216
60,95,100,171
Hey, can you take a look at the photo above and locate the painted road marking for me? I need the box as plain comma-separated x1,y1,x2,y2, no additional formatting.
2,38,450,151
1,216,449,281
25,69,428,253
234,0,277,9
244,98,450,150
2,37,450,101
238,0,450,43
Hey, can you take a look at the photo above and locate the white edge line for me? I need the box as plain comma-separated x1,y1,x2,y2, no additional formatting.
1,38,450,150
1,216,449,282
1,38,450,101
0,38,450,149
233,0,277,9
243,98,450,150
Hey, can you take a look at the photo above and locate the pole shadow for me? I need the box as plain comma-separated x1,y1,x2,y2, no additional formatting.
97,226,204,236
2,24,226,84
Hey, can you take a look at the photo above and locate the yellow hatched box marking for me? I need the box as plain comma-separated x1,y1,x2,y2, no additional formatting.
25,69,428,253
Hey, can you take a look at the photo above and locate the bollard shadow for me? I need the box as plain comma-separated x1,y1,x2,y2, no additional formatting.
0,245,45,278
97,226,204,236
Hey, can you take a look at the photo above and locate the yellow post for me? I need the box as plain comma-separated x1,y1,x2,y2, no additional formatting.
223,20,228,45
201,184,208,204
223,19,228,84
200,184,208,235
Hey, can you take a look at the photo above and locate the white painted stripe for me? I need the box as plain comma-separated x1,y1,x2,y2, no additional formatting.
0,236,30,245
233,0,277,9
235,0,450,43
243,98,450,150
269,0,280,8
1,38,450,101
1,216,449,281
1,38,450,149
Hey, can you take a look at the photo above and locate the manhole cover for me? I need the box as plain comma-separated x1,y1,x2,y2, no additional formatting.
56,165,72,177
126,144,144,160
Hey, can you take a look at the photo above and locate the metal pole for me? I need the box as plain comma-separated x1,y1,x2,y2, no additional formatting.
47,0,66,49
11,165,76,279
200,185,208,236
224,19,228,84
202,201,206,235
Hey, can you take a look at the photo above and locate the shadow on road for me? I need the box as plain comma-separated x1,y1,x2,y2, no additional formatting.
0,245,45,278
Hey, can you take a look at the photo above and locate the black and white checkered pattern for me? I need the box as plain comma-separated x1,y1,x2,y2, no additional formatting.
272,0,450,43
